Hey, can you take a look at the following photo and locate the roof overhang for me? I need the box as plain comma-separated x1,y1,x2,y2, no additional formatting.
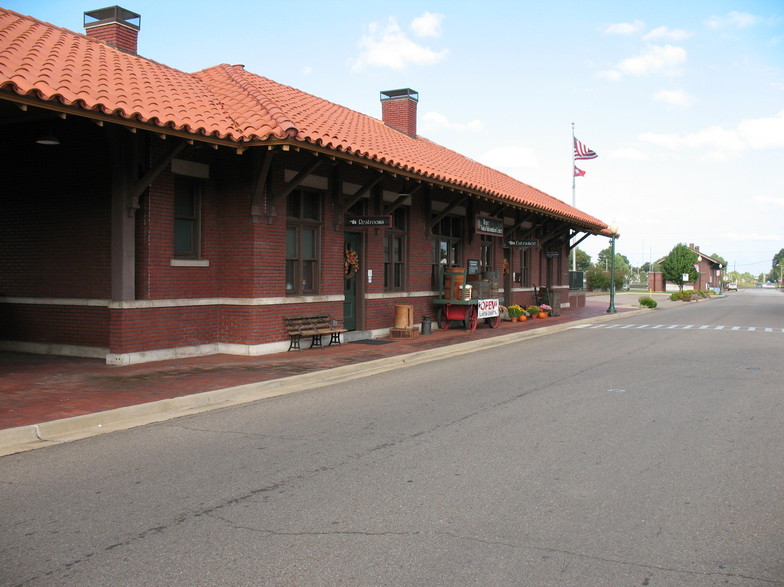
1,90,609,234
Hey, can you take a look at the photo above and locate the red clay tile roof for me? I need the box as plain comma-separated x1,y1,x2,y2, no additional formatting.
0,7,607,231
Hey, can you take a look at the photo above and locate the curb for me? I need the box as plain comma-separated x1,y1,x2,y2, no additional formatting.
0,307,654,457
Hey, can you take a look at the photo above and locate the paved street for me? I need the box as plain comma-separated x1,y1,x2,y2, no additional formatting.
1,289,782,585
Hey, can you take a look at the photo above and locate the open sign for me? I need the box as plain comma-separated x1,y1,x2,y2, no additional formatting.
477,298,500,319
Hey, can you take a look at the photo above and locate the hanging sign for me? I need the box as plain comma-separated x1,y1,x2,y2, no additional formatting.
546,251,560,258
475,216,503,236
346,215,392,228
507,240,538,247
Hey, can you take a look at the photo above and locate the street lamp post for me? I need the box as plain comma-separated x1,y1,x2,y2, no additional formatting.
607,221,619,314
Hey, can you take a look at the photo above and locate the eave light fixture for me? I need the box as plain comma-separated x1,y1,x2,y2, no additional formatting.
36,132,60,146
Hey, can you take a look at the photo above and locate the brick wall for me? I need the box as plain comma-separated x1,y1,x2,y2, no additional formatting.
2,120,577,359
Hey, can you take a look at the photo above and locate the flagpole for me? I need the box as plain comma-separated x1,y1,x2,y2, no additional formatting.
571,122,576,272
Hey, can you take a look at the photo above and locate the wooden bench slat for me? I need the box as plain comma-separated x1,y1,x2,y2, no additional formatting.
283,313,346,351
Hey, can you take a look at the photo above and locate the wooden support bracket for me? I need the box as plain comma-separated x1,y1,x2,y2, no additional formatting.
266,157,324,224
250,148,275,223
127,140,186,216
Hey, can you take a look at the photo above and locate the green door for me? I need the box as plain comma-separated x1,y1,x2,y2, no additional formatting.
343,233,360,330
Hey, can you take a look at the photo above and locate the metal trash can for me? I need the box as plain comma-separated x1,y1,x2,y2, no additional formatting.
421,315,432,335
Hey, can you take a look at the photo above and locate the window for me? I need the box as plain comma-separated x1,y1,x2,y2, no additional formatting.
431,216,463,287
173,177,201,258
384,208,407,291
480,234,494,273
286,189,321,295
519,247,531,286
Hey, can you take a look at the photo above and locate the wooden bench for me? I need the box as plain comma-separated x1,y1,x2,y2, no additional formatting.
283,313,347,351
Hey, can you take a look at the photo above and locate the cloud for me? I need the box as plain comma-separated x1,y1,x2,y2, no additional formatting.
753,195,784,210
643,26,694,41
421,111,484,133
479,145,539,171
617,44,687,76
597,70,622,81
653,89,695,107
411,12,445,38
718,232,781,241
609,148,649,160
350,16,448,71
639,111,784,159
706,11,757,30
737,111,784,149
603,20,646,35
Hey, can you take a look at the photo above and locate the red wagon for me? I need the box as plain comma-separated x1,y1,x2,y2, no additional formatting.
433,267,500,331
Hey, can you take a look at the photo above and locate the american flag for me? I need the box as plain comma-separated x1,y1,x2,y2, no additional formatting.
574,137,598,160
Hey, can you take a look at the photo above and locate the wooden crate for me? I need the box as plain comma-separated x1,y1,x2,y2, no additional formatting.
390,327,419,339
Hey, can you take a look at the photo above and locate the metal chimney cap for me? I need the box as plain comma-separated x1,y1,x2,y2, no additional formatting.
380,88,419,102
84,6,141,31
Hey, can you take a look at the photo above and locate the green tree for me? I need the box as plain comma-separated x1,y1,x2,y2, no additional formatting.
570,247,592,271
661,243,699,291
710,253,727,268
771,249,784,283
586,262,625,292
597,246,630,271
586,265,610,291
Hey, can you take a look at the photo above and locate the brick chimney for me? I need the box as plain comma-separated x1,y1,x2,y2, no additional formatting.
380,89,419,138
84,6,141,54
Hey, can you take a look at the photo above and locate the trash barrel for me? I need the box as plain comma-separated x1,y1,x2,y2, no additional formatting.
421,315,432,335
394,304,413,328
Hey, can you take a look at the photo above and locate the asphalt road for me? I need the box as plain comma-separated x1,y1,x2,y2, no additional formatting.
2,288,782,585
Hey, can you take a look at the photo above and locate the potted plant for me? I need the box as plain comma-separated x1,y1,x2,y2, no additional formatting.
526,305,540,317
507,304,524,322
539,303,552,317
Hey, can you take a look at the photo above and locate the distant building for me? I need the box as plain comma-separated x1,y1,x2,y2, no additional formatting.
648,244,725,292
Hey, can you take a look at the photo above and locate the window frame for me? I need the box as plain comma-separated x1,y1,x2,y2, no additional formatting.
479,233,495,273
173,176,202,259
519,247,531,286
384,208,408,292
286,188,322,296
431,215,463,288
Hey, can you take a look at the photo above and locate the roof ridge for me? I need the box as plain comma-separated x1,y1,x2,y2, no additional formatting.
199,64,298,141
0,7,607,231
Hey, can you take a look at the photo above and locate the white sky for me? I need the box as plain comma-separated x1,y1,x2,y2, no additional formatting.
8,0,784,276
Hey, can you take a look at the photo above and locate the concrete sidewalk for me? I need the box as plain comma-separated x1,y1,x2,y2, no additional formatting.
0,292,683,456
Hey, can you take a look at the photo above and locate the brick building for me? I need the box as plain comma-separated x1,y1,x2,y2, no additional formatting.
648,244,725,292
0,6,610,365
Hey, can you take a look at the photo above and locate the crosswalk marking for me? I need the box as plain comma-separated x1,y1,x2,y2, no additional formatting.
573,324,783,333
